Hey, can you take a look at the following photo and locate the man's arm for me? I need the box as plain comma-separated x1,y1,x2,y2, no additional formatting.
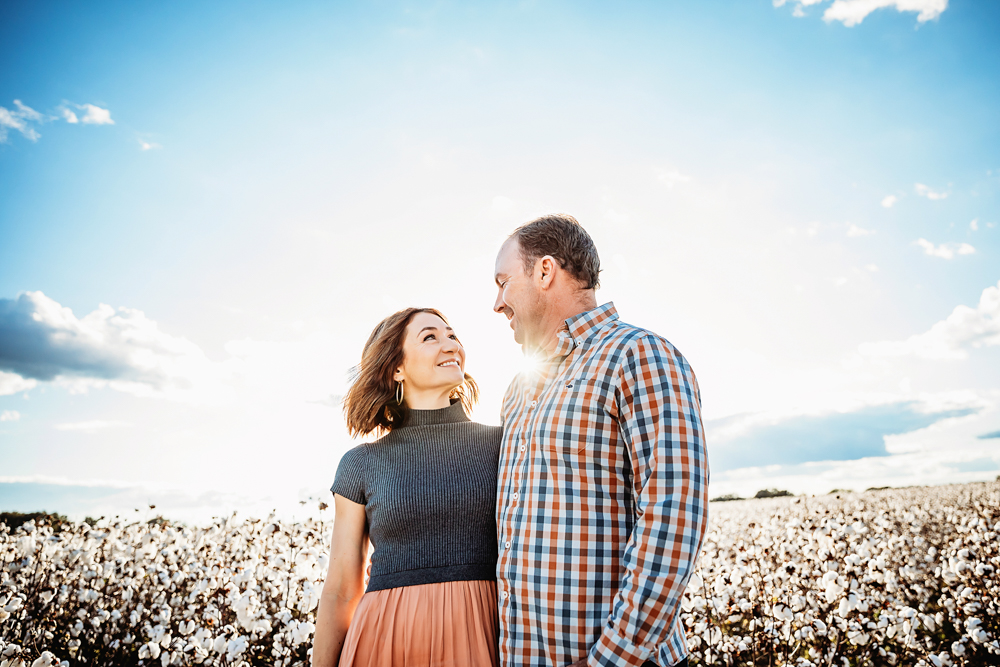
587,334,710,667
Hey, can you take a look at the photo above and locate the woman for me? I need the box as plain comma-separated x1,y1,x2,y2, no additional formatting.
312,307,501,667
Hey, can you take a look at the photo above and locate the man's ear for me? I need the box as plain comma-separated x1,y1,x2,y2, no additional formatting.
537,255,558,289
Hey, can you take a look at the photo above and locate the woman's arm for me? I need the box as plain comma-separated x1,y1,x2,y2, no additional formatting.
311,493,369,667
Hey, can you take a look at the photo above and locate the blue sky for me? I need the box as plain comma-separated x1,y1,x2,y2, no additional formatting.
2,0,998,522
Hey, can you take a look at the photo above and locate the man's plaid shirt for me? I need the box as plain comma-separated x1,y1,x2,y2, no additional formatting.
497,303,709,667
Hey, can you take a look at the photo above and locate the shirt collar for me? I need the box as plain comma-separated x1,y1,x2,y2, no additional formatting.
551,302,618,358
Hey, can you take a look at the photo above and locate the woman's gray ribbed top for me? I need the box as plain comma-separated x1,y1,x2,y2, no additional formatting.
331,400,501,593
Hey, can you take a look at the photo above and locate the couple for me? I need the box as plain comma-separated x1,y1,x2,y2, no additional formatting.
312,215,709,667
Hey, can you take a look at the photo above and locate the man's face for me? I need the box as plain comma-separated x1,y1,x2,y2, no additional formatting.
494,238,542,348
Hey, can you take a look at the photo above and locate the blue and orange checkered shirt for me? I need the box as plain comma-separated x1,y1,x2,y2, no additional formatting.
497,303,709,667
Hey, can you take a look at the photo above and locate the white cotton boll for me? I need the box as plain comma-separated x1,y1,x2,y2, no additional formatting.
213,636,227,654
970,628,989,644
951,641,965,656
30,653,57,667
139,642,160,660
847,629,869,645
289,621,316,646
226,636,248,661
838,598,851,617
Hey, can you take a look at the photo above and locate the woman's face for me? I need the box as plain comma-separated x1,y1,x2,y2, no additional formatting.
394,312,466,398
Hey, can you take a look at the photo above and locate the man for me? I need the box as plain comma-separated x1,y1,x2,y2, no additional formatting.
492,214,709,667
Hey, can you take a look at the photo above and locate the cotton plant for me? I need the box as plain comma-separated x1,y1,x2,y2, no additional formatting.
681,482,999,665
2,485,998,666
0,513,330,666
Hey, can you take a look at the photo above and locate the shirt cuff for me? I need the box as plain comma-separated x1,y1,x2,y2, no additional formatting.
588,627,651,667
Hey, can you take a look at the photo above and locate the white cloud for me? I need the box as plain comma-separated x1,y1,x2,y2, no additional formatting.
824,0,947,26
0,370,36,396
881,195,897,208
656,168,692,190
773,0,826,8
914,182,947,200
859,279,1000,360
54,420,130,432
139,140,162,151
0,291,234,405
970,219,978,231
0,410,20,422
914,238,975,259
79,103,114,125
775,0,948,26
847,223,874,237
13,100,43,122
0,100,43,142
0,100,116,141
0,292,359,410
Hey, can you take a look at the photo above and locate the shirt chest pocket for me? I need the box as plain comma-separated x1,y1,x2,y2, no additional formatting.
537,376,611,456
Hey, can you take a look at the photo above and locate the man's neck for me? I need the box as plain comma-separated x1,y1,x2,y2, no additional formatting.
533,292,599,357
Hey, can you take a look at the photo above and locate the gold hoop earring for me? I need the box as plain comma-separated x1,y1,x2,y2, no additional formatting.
395,381,404,405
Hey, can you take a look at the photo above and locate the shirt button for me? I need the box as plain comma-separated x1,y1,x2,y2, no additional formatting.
519,445,526,452
530,400,537,408
512,492,518,500
502,591,509,599
504,541,511,549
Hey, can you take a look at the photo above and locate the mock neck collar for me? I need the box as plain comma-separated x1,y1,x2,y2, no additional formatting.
403,399,470,427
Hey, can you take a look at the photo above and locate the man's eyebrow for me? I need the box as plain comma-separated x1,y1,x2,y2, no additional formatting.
494,272,506,286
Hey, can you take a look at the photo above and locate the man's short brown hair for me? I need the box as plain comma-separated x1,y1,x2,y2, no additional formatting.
512,214,601,289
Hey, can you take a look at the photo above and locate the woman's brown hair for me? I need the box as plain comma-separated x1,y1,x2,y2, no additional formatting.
343,307,479,438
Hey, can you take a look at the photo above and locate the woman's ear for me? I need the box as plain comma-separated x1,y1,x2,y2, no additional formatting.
393,368,404,382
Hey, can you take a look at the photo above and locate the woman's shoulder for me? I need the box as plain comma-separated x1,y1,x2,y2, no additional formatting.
336,442,370,470
465,422,502,443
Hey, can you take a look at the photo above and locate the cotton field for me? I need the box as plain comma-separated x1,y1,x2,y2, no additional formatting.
1,482,997,667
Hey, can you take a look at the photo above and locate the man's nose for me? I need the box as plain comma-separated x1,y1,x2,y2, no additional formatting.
493,289,506,314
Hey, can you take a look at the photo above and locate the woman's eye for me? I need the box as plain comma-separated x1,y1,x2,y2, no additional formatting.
423,334,436,341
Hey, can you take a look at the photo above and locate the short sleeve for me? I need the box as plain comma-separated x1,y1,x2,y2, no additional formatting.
331,445,367,505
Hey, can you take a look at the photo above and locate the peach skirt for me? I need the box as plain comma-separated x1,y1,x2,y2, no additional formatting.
339,580,499,667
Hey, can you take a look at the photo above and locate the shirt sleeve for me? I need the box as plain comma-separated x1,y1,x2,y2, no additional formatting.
330,445,367,505
589,334,710,667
